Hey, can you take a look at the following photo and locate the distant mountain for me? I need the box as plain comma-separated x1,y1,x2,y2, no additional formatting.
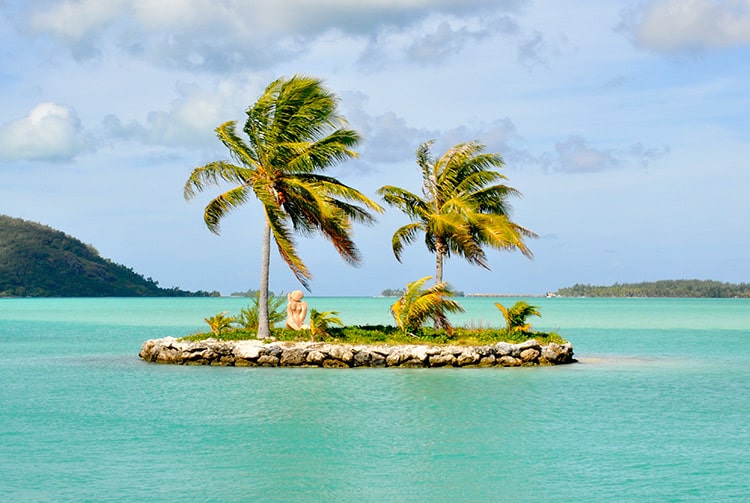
0,215,215,297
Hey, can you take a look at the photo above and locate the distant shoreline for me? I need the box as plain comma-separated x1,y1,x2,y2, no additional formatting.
465,293,549,298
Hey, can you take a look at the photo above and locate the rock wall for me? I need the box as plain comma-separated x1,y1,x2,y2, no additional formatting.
139,338,575,368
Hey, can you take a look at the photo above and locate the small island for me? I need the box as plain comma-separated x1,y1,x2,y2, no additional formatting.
139,290,575,368
139,337,574,368
140,74,575,368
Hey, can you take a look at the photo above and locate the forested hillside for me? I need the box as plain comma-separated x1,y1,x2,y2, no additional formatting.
556,280,750,298
0,215,213,297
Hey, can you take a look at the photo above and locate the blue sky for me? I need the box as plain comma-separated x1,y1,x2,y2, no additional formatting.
1,0,749,296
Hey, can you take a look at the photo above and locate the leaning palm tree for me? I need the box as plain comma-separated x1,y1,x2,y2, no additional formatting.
390,276,465,336
378,140,538,287
185,75,382,339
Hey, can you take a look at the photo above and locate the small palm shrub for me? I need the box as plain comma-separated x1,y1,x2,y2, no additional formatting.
204,311,237,338
236,291,286,331
309,309,344,341
390,276,465,335
495,301,541,335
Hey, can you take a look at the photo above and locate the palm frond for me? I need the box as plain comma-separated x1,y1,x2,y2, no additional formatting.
391,222,424,261
183,161,252,200
469,184,521,215
253,179,312,288
309,309,344,341
390,276,464,334
214,121,260,169
378,186,428,219
187,75,375,298
474,215,537,258
202,186,251,234
378,138,537,287
453,170,508,198
495,301,541,333
296,174,384,216
284,128,361,173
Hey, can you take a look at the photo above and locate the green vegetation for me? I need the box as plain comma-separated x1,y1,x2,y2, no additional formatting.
184,75,382,338
389,276,465,334
309,309,344,341
235,292,286,331
204,312,237,336
183,323,564,347
556,280,750,298
382,286,463,297
180,76,551,343
0,215,215,297
230,289,261,297
377,140,537,288
184,286,563,347
380,288,405,297
495,301,541,334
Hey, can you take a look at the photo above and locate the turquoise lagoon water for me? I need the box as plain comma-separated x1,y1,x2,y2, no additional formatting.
1,297,748,502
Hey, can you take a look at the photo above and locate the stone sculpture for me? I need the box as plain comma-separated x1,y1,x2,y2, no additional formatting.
286,290,308,330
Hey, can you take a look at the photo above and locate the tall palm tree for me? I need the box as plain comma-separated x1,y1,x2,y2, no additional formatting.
378,140,538,287
185,75,382,339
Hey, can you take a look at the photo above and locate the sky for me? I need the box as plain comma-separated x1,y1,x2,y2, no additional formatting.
1,0,749,296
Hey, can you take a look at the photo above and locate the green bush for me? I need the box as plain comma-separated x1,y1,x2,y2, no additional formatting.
235,291,286,330
182,323,565,346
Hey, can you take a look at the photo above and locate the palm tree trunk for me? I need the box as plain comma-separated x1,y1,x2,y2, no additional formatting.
257,217,271,339
435,239,446,285
434,240,448,330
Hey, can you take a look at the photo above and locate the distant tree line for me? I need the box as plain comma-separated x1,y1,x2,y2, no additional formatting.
556,280,750,298
381,286,465,297
0,215,217,297
230,289,281,297
380,288,406,297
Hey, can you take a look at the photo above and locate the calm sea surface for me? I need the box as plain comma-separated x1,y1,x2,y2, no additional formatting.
1,297,748,502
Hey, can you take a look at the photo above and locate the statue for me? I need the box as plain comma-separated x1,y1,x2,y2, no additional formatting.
286,290,308,330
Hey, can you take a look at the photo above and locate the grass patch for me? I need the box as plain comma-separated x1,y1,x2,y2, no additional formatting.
180,325,566,346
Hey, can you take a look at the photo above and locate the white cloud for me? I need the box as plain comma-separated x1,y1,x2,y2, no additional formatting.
342,99,518,166
24,0,525,69
143,83,230,147
0,102,87,162
440,118,519,153
29,0,125,39
358,12,519,68
342,92,430,164
101,80,254,149
406,16,517,63
516,30,559,68
554,136,618,173
623,0,750,52
30,0,519,37
544,136,669,173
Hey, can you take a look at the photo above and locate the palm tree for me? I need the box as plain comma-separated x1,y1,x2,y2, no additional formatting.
378,140,537,286
309,309,343,341
235,291,286,331
390,276,465,336
495,300,541,334
204,311,237,339
185,75,382,339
